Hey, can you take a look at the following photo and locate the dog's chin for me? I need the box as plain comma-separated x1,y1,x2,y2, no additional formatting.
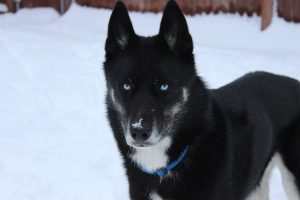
126,137,163,150
128,143,154,150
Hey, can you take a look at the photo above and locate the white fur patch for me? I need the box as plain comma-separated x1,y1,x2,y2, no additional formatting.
245,154,276,200
131,118,143,129
167,87,189,117
149,191,163,200
146,123,161,144
276,154,300,200
170,103,182,116
125,123,135,146
131,136,171,172
110,89,124,114
182,87,189,102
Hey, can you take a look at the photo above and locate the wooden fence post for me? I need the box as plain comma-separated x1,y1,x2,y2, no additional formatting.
261,0,273,31
5,0,15,12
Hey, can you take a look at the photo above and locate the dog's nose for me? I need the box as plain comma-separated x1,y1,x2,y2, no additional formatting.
130,129,151,143
130,118,152,143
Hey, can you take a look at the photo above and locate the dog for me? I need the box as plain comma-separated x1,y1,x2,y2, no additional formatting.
103,1,300,199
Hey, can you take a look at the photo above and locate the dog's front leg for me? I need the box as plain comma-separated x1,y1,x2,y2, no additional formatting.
129,181,151,200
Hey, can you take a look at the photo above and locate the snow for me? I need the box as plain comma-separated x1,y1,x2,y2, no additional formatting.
0,3,8,12
0,4,299,200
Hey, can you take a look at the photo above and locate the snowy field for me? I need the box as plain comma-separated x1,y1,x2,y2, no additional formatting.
0,4,300,200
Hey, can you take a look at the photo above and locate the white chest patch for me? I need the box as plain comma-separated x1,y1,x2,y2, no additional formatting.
149,191,163,200
130,137,171,172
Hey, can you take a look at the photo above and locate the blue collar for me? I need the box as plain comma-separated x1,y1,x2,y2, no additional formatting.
139,146,189,177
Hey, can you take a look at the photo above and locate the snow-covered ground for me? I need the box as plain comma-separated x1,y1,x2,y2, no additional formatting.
0,4,299,200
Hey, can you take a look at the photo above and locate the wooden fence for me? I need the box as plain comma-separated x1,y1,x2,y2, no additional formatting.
1,0,300,30
77,0,262,15
74,0,274,30
278,0,300,22
0,0,72,14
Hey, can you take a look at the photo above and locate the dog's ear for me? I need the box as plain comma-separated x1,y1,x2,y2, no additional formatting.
159,0,193,55
105,1,135,54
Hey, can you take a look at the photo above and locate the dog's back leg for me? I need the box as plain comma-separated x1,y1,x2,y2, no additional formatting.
245,154,278,200
279,116,300,200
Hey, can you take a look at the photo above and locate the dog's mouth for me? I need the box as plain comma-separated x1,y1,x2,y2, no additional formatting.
122,117,165,149
125,130,164,149
129,141,154,149
126,137,164,149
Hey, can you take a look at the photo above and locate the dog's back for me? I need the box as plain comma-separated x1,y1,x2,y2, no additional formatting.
213,71,300,133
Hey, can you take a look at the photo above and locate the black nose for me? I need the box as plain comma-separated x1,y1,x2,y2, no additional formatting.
130,129,151,143
130,112,153,143
130,117,152,143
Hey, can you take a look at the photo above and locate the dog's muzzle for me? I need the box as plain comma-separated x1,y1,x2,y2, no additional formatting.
130,116,152,143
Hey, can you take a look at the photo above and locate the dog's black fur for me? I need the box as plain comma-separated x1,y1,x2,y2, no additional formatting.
103,1,300,199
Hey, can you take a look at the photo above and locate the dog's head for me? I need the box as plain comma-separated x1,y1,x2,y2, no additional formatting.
104,1,197,149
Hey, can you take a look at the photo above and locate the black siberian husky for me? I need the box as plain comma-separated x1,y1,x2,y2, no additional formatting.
103,1,300,199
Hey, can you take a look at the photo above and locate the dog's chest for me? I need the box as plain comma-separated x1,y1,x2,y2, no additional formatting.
130,137,171,172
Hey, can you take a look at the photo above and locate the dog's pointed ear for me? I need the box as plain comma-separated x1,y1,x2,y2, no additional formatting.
106,1,135,54
159,0,193,55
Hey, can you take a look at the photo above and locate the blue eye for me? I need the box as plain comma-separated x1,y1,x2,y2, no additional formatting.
160,84,169,91
123,83,131,91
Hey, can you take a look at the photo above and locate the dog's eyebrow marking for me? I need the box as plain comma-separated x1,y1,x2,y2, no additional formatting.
131,118,143,129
